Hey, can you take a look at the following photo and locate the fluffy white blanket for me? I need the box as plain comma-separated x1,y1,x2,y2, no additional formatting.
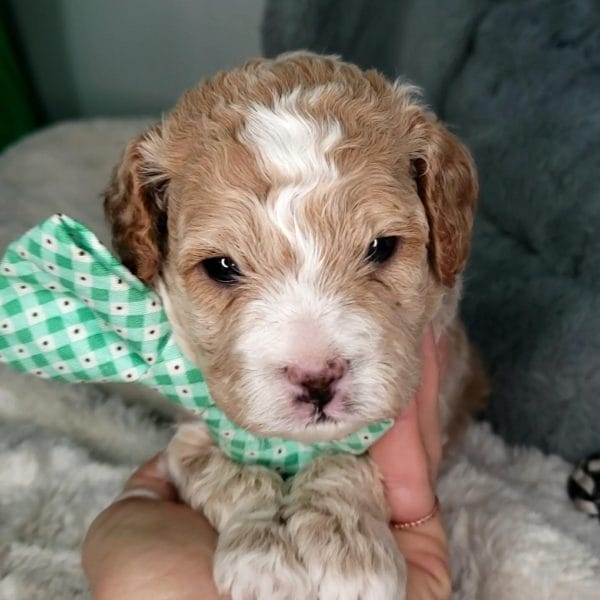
0,364,598,599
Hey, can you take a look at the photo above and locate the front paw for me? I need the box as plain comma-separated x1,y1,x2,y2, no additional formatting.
214,517,315,600
287,509,406,600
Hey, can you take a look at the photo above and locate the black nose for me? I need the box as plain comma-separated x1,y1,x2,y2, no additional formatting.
298,380,335,409
286,357,348,410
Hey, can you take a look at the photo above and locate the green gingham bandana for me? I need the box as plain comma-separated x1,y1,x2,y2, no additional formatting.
0,214,393,476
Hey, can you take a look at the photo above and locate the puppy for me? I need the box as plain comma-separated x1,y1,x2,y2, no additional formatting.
104,52,481,599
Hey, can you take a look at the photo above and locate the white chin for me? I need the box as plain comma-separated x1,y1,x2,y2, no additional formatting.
268,418,364,443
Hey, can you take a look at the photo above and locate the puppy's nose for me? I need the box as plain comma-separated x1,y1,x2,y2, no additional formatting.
285,357,349,409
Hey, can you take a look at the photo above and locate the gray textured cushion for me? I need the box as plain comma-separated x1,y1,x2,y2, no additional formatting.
0,119,150,254
263,0,600,461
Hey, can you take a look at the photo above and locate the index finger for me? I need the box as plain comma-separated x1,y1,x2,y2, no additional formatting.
416,329,447,479
118,453,179,503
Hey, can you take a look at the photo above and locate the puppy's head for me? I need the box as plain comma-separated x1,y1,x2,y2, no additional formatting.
104,53,477,442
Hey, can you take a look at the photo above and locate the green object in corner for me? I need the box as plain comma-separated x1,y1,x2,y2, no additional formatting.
0,15,37,151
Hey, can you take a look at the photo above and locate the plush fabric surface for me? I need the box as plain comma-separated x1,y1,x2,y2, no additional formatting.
263,0,600,462
0,366,172,600
0,119,151,254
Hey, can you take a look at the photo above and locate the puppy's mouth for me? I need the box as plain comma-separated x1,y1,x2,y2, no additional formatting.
306,404,341,427
314,410,335,424
276,391,366,442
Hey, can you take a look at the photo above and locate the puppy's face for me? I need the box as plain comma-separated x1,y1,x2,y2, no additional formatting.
105,54,477,442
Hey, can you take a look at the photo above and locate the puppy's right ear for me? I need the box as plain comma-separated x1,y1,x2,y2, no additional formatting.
103,125,169,285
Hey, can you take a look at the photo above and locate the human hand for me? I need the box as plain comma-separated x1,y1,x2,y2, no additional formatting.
82,455,220,599
370,327,451,599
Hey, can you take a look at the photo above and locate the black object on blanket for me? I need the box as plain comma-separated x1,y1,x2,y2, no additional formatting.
568,453,600,521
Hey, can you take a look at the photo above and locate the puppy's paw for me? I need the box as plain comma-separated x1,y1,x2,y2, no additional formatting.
214,517,315,600
287,510,406,600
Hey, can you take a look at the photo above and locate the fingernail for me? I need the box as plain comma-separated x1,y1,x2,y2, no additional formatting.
155,453,169,479
116,487,162,502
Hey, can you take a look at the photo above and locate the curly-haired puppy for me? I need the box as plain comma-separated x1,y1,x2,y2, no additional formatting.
104,52,482,599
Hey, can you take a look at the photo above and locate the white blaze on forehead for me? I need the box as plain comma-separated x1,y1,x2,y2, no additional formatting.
267,182,323,278
239,87,342,274
240,88,342,182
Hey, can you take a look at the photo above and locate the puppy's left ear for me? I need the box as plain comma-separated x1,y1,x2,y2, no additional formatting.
410,118,478,288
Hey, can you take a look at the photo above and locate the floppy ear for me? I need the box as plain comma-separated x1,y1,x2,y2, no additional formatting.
103,125,169,285
410,120,478,287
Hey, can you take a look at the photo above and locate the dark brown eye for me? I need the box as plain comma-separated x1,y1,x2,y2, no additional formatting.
366,236,399,264
202,256,242,284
